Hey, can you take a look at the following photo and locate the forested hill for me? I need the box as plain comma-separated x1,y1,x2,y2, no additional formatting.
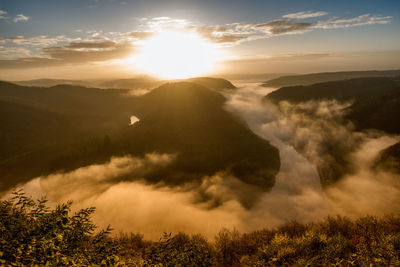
264,77,400,134
0,80,279,202
374,141,400,174
262,70,400,88
263,76,400,187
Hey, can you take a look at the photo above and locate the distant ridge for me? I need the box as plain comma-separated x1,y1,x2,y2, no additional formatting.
262,69,400,87
12,76,160,90
11,76,236,91
12,79,97,88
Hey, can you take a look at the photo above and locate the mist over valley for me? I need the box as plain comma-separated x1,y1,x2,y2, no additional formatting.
1,0,400,264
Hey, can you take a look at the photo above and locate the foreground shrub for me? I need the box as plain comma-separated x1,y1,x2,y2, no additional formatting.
144,232,215,266
1,192,400,266
0,190,124,266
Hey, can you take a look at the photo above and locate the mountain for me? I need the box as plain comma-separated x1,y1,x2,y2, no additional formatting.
121,82,278,187
263,77,400,186
102,76,237,91
220,73,289,82
12,76,236,91
96,75,161,89
188,77,236,91
0,81,138,188
52,82,280,191
0,81,135,127
13,79,97,88
262,70,400,88
265,77,400,134
13,76,161,90
0,81,280,200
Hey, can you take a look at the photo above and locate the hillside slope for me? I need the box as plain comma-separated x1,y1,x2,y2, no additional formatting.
265,77,400,134
262,70,400,88
0,81,136,188
0,81,280,197
374,142,400,174
263,77,400,185
123,82,278,187
188,77,236,91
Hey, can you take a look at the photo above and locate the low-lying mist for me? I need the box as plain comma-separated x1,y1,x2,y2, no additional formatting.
6,83,400,240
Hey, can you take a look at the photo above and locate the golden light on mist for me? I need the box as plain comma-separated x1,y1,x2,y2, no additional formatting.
131,31,220,79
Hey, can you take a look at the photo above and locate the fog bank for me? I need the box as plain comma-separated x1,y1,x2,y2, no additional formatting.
8,83,400,239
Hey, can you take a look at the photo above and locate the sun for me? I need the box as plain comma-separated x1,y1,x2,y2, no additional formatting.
132,31,220,79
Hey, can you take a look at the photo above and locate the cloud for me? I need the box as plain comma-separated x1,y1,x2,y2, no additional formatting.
223,83,400,218
0,10,8,20
283,11,328,19
36,153,175,202
0,35,79,46
255,20,313,35
188,12,391,45
209,34,249,44
0,46,32,59
187,25,250,46
43,40,135,61
138,13,391,45
65,41,117,49
0,10,30,23
259,99,365,185
0,40,135,68
13,14,30,23
0,12,392,68
125,31,155,40
228,12,391,40
10,154,248,239
314,14,392,29
139,18,251,46
146,16,189,30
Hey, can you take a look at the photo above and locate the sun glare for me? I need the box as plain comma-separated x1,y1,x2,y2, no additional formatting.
132,31,220,79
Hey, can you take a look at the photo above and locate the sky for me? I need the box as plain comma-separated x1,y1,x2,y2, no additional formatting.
0,0,399,80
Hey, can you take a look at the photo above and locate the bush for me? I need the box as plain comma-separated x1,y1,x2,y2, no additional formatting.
144,232,215,266
1,192,400,266
0,190,124,266
214,229,242,266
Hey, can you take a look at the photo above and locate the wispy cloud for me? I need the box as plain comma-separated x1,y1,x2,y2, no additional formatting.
0,12,392,68
185,12,391,45
0,35,79,46
0,10,8,20
0,39,135,68
187,25,249,46
254,20,312,35
42,40,134,61
13,14,30,23
0,10,30,23
0,46,32,59
283,11,328,19
314,14,392,29
145,16,189,30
